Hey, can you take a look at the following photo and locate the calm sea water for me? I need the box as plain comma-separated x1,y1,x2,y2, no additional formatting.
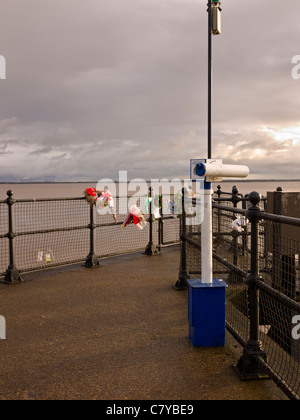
0,180,300,200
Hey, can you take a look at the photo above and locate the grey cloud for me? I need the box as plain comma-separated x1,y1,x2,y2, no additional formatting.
0,0,300,181
27,146,53,156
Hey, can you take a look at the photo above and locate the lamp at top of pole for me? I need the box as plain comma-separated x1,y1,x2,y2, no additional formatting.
211,1,222,36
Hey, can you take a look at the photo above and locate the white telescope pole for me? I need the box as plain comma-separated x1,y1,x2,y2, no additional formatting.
201,183,214,284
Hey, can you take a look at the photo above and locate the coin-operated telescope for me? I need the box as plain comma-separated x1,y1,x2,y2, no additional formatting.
191,159,250,284
191,159,250,183
187,159,250,347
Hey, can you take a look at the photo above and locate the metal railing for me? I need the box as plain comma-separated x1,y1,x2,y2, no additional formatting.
0,189,180,282
2,185,300,399
177,188,300,400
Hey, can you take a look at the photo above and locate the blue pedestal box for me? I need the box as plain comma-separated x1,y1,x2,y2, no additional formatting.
188,278,228,347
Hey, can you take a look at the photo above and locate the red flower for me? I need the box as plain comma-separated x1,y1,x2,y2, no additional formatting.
86,188,97,197
132,214,142,225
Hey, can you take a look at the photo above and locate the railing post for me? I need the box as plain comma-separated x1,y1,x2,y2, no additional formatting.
158,194,163,252
174,188,189,290
85,203,100,268
4,191,22,284
145,187,160,256
235,192,269,380
231,186,240,208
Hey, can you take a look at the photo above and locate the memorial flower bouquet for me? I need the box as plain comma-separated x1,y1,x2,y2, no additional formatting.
84,188,102,205
121,203,147,231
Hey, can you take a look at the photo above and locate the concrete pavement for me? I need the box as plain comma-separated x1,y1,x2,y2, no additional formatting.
0,247,287,400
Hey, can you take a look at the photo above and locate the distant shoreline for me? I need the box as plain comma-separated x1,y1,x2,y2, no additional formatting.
1,179,300,185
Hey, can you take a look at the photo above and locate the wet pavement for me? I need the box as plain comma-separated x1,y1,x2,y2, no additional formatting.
0,246,287,400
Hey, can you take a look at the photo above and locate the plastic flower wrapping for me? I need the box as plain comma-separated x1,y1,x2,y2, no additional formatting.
97,190,113,209
232,215,249,233
145,195,162,219
121,203,147,231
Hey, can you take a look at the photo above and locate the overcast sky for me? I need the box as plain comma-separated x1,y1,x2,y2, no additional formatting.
0,0,300,181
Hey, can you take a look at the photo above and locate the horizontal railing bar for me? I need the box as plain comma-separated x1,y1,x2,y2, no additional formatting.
226,323,248,348
213,251,248,278
259,212,300,227
7,219,161,237
14,197,85,203
212,203,248,215
256,279,300,313
14,225,89,236
182,235,201,250
11,194,150,204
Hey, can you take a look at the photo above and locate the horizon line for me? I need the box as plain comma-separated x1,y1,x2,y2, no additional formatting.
1,179,300,184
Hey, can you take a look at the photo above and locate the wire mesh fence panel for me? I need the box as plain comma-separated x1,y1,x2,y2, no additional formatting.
259,288,300,398
263,220,300,300
95,223,150,258
181,198,300,399
6,198,91,273
0,202,8,275
161,216,180,246
185,222,201,276
212,206,250,344
94,193,162,257
0,238,8,276
0,202,8,236
14,229,90,272
0,193,181,277
256,216,300,398
14,199,89,234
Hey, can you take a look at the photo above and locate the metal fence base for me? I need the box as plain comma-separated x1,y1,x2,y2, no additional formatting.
173,271,189,291
84,253,101,268
144,243,160,256
234,343,270,381
3,265,22,284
